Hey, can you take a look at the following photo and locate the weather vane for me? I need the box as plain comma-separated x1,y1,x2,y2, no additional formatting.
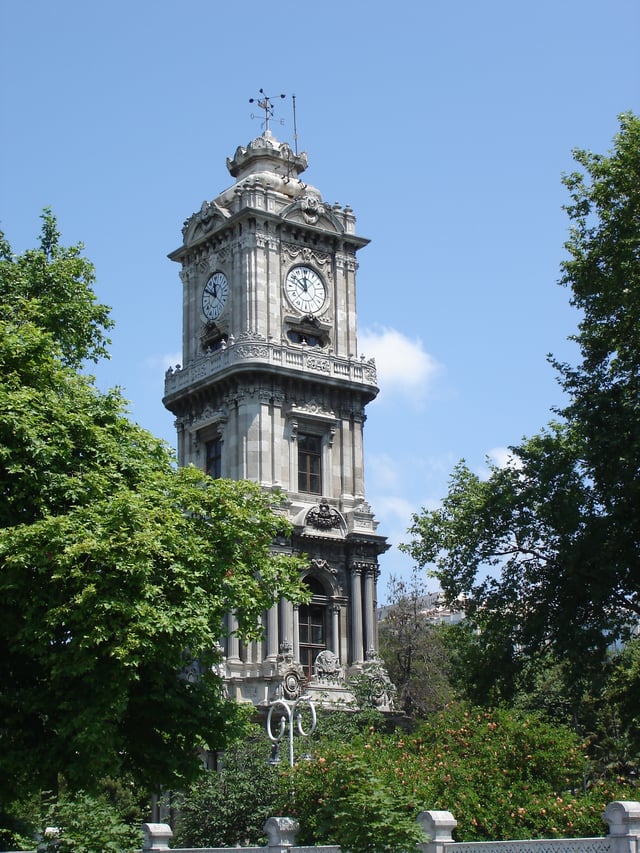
249,89,286,134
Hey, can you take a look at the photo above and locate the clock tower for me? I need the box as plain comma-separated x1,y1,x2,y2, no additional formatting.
163,124,392,709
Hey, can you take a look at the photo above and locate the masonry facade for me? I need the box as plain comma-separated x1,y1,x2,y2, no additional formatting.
163,129,391,709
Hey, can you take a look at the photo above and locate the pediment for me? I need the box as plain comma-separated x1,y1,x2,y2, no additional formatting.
281,197,344,234
181,200,231,246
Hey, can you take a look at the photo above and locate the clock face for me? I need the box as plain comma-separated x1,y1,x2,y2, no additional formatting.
285,266,326,314
202,272,228,321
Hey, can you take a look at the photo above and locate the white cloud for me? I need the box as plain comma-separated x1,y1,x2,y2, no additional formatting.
477,446,524,480
487,446,513,469
374,494,416,524
359,325,440,402
144,351,182,372
367,452,402,491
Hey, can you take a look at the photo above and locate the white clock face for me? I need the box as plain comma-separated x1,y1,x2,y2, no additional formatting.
202,272,228,321
285,266,326,314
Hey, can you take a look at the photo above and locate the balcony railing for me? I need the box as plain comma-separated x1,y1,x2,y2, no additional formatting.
164,336,378,397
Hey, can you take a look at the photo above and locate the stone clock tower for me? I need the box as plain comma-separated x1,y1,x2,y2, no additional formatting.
163,126,392,709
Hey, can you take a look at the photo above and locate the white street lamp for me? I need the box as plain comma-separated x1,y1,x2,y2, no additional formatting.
266,695,317,767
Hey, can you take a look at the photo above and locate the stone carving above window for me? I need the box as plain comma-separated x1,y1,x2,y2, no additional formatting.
313,650,344,684
300,194,323,225
182,199,230,238
310,557,338,576
282,243,331,272
306,499,343,531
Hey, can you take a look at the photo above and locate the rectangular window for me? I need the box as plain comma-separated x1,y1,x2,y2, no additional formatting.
206,438,222,480
298,433,322,494
299,602,327,680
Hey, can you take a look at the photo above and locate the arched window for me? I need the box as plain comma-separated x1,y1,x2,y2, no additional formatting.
299,576,328,680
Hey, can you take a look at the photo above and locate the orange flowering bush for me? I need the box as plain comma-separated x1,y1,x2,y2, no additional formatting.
288,705,637,843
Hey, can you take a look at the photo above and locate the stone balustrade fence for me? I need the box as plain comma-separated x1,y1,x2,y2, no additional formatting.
141,801,640,853
7,799,637,853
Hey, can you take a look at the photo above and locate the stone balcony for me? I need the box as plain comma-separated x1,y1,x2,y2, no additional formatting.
164,333,378,401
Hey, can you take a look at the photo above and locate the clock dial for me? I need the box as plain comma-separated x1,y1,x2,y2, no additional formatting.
202,272,228,321
285,266,326,314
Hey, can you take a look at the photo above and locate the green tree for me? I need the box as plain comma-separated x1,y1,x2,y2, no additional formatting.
378,570,455,716
287,704,636,843
0,213,307,800
403,114,640,696
172,731,284,848
553,112,640,589
36,789,142,853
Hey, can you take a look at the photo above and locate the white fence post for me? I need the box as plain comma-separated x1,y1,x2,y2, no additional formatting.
264,816,300,853
603,801,640,853
142,822,173,852
416,810,457,853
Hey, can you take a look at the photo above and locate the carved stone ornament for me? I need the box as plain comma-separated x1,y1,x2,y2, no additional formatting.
282,242,331,271
307,499,342,531
313,650,344,684
300,194,325,225
287,399,335,421
276,658,306,700
311,558,338,576
234,330,269,360
358,659,396,710
306,357,331,373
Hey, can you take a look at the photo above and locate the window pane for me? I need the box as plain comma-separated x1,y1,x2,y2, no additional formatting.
298,433,322,494
299,601,327,679
206,438,222,479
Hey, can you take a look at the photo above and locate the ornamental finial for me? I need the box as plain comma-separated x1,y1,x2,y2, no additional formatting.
249,89,286,135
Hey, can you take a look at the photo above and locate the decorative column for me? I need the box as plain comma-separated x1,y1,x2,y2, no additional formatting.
227,612,241,662
363,566,376,656
331,604,341,658
266,603,279,660
350,566,364,664
416,810,457,853
603,800,640,853
280,599,294,654
293,605,300,662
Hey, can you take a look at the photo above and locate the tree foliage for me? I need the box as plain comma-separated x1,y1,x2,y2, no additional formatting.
35,789,142,853
172,731,283,848
288,704,636,843
553,111,640,624
0,213,307,800
402,114,640,695
378,570,455,716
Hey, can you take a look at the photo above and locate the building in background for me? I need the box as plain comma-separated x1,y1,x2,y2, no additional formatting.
377,592,466,626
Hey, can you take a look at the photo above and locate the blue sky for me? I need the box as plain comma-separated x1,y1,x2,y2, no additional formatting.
2,0,639,600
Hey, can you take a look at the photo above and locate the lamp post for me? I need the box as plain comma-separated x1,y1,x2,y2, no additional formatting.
266,695,317,767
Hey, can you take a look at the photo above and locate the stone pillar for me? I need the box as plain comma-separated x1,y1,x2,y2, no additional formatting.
227,612,241,662
331,604,341,658
293,605,300,662
352,414,365,499
280,599,293,652
350,567,363,664
603,801,640,853
264,816,299,853
266,603,279,660
363,567,376,656
416,810,457,853
142,823,172,852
